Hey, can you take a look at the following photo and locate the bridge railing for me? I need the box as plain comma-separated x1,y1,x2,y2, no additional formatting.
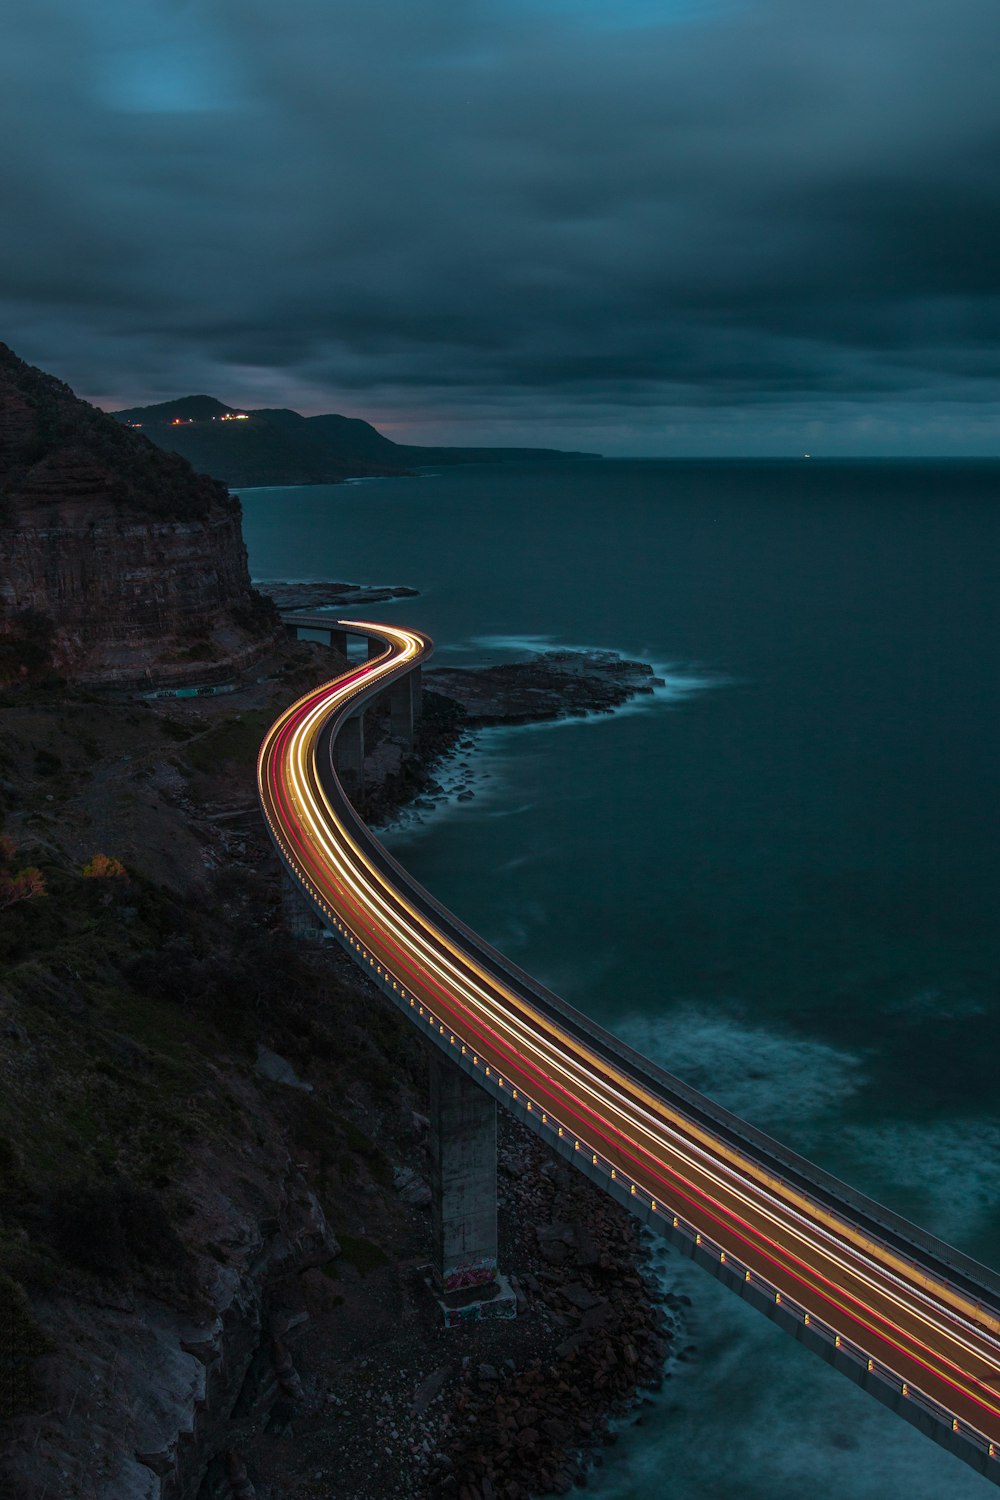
265,630,1000,1483
309,894,999,1469
304,629,1000,1337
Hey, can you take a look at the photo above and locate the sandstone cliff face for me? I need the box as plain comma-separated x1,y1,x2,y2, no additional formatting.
0,344,277,685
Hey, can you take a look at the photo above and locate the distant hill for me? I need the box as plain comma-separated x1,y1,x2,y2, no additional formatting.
111,397,600,488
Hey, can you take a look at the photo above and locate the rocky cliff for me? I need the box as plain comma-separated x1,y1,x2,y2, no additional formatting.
0,345,277,687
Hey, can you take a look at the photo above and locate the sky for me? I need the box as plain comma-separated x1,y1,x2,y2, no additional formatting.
3,0,1000,456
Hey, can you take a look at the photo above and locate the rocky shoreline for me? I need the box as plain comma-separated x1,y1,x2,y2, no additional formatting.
173,636,683,1500
226,1102,678,1500
0,630,684,1500
315,643,683,1499
356,647,667,832
431,1117,677,1499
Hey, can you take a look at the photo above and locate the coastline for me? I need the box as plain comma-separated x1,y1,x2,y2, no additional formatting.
364,648,673,836
0,624,680,1500
337,643,686,1498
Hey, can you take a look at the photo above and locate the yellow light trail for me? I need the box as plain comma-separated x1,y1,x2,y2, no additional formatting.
258,620,1000,1479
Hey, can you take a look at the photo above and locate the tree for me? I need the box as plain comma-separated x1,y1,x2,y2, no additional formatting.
0,868,45,908
82,853,127,880
0,836,46,908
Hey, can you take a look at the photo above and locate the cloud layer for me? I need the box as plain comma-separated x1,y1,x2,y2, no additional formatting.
4,0,1000,451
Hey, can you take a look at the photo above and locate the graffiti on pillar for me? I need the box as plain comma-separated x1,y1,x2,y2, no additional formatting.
442,1257,499,1294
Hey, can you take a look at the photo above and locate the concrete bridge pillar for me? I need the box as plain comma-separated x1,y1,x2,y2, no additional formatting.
388,672,417,742
428,1051,500,1298
335,711,365,793
281,872,325,942
282,618,351,654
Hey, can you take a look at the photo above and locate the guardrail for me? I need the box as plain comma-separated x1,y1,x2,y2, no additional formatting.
308,890,1000,1478
264,623,1000,1485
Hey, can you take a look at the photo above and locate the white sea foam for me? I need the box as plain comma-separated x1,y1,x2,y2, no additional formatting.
613,1004,866,1133
482,801,537,821
589,1252,992,1500
382,633,716,836
469,632,558,653
612,1006,1000,1247
374,727,507,839
591,1007,998,1499
885,987,989,1022
480,899,551,955
494,852,537,875
837,1117,1000,1250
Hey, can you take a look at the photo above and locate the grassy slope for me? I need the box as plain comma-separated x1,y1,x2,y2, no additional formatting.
0,648,426,1440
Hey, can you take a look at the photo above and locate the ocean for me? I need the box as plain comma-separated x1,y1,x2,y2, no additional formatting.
239,458,1000,1499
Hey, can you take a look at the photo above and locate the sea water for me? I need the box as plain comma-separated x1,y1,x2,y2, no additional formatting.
240,459,1000,1499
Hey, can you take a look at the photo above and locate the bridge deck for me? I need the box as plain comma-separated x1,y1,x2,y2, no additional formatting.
257,619,1000,1486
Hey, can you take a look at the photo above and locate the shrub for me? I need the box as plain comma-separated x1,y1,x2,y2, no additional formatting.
0,837,45,909
82,853,127,880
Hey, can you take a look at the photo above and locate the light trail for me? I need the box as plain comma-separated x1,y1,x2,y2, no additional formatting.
258,620,1000,1480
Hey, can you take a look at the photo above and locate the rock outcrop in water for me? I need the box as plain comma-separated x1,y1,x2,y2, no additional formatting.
425,651,665,725
0,344,278,687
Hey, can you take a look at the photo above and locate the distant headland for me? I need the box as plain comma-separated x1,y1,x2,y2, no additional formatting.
110,394,601,489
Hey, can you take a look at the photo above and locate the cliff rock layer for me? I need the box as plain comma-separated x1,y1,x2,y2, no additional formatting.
0,344,277,686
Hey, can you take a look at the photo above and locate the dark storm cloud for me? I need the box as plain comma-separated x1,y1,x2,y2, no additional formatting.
3,0,1000,451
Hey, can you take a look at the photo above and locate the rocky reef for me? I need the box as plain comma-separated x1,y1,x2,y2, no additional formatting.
0,344,278,687
425,651,665,726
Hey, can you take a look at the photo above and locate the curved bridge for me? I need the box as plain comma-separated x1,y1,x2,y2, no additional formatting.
258,619,1000,1484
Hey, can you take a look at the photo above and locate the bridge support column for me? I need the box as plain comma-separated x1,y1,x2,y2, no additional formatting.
388,672,417,742
281,872,325,942
335,712,365,794
428,1052,516,1324
282,618,350,654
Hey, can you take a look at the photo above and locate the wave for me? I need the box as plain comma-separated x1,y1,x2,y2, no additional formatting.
588,1246,990,1500
374,731,507,839
381,632,720,837
590,1009,994,1500
613,1005,866,1133
837,1117,1000,1251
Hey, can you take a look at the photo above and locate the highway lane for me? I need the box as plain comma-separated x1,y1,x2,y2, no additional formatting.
258,620,1000,1474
